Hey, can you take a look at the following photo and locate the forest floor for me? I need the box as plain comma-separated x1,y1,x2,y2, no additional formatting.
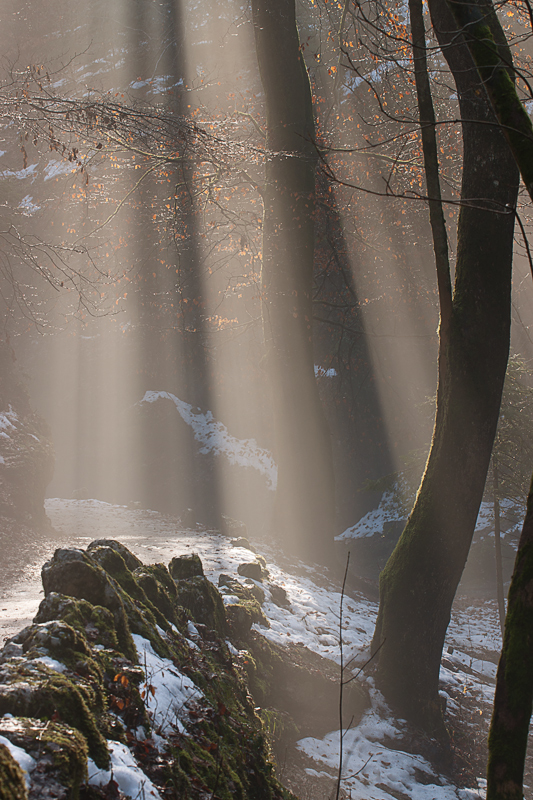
0,498,525,800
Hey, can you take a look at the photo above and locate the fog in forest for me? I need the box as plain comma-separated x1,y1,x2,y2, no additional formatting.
5,0,532,547
2,1,533,794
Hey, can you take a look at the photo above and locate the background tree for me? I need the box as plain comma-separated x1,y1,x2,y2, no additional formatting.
251,0,336,560
487,472,533,800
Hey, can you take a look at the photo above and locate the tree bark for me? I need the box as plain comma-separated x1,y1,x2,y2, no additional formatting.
446,0,533,203
251,0,336,561
370,0,519,734
487,472,533,800
409,0,452,352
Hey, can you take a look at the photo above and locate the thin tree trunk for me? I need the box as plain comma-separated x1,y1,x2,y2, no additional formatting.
409,0,452,355
370,0,519,733
251,0,336,561
492,455,506,638
487,472,533,800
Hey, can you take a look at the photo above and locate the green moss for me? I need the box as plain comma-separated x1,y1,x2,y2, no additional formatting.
5,541,296,800
41,549,137,663
169,553,205,580
218,574,269,638
16,622,105,709
0,743,27,800
87,539,143,571
35,721,88,799
173,575,228,636
35,594,119,651
0,662,109,769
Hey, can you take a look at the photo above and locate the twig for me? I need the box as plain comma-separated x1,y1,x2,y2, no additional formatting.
335,551,351,800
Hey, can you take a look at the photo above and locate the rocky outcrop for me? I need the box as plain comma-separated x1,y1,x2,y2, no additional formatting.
0,540,295,799
0,538,369,799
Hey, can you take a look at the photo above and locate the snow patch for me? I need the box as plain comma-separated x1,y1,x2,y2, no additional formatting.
141,391,277,489
133,633,202,734
43,159,78,181
18,195,41,215
88,741,162,799
336,491,404,540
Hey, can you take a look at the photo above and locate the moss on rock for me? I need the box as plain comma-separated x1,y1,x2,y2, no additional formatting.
0,742,27,800
41,549,136,662
218,575,269,638
87,539,143,571
0,660,109,769
134,563,188,636
169,553,205,580
0,716,88,800
173,574,228,636
34,594,119,651
2,541,298,800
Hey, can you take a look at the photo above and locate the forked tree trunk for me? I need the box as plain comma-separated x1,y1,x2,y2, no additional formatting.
251,0,335,561
370,0,519,733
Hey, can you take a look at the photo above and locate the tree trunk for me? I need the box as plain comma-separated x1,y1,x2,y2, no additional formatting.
446,0,533,203
370,0,519,734
487,472,533,800
251,0,336,561
492,455,506,638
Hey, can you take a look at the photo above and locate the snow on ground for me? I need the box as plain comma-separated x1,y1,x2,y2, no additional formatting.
336,491,401,540
0,406,17,438
132,634,203,734
338,491,524,544
141,391,277,489
1,497,504,800
298,700,471,800
88,741,162,800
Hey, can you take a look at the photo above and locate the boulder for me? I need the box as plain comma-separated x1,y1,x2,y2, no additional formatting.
218,575,269,637
237,562,263,582
169,553,204,580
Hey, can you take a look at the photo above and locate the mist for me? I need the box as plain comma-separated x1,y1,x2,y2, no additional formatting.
1,0,533,796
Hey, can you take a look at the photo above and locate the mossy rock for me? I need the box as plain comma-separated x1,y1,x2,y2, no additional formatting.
226,603,269,638
133,563,188,636
34,594,119,651
86,546,148,606
217,575,269,639
0,742,27,800
169,553,204,580
87,539,143,571
164,714,293,800
237,562,264,582
0,660,109,769
41,549,136,662
4,542,298,800
173,575,228,636
219,574,265,605
85,545,173,659
0,716,88,800
12,621,105,711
